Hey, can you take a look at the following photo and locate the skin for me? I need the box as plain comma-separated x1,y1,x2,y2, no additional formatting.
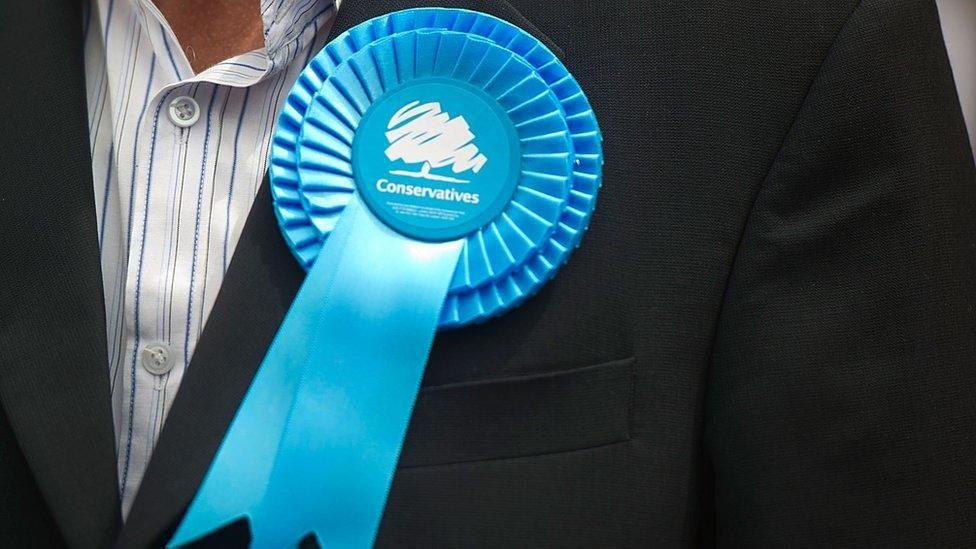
154,0,265,74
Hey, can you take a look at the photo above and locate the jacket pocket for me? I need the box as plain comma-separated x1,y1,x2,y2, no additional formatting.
399,357,636,468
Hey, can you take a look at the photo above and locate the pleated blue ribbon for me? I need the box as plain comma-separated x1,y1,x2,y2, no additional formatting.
170,8,602,548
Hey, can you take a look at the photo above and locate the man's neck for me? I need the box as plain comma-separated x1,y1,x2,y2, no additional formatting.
154,0,265,74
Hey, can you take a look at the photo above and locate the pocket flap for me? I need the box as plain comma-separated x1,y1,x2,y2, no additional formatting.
400,357,636,468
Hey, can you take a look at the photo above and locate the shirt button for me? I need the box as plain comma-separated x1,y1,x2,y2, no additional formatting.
168,95,200,128
141,343,174,375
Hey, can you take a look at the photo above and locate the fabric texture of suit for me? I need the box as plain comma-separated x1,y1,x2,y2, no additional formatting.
1,0,974,547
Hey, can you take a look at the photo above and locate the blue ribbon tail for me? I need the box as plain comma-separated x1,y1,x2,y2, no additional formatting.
170,197,463,548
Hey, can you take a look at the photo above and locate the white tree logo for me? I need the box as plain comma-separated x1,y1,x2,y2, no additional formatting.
384,100,488,184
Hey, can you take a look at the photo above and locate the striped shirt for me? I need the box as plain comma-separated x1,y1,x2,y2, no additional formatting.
83,0,338,516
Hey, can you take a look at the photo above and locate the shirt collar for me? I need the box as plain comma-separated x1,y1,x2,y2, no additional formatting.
260,0,338,71
131,0,337,86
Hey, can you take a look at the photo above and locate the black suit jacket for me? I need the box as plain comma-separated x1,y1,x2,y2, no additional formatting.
2,0,975,547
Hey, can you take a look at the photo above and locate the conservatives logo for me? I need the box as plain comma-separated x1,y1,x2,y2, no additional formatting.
352,79,520,240
384,100,488,184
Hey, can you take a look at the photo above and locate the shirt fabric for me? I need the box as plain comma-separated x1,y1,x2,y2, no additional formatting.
83,0,338,516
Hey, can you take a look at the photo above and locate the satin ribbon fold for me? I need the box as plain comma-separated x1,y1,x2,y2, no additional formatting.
171,197,463,548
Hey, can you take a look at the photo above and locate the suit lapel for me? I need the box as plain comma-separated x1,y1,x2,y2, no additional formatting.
116,172,307,548
119,0,558,545
0,1,121,547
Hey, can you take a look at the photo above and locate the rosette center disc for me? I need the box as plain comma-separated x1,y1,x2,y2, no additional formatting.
353,77,521,242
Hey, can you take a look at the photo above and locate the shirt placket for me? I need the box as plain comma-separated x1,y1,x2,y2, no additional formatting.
117,79,187,509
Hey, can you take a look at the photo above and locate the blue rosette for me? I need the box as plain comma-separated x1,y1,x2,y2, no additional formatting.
270,8,602,328
172,9,603,548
